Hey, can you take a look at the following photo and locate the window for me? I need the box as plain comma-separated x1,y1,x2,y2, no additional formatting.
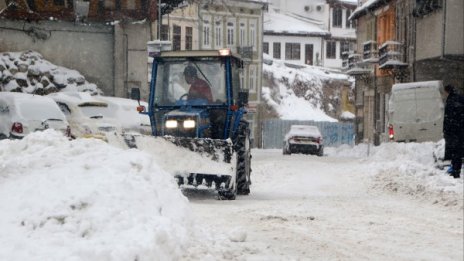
185,27,193,50
173,25,181,51
332,8,342,28
53,0,65,6
214,19,222,48
227,20,235,46
103,0,115,9
263,42,269,54
160,24,169,41
273,42,281,59
126,0,136,10
249,20,257,51
340,41,350,58
239,21,246,46
326,41,336,59
203,18,211,48
249,65,256,92
346,9,356,28
413,0,442,17
285,43,300,60
240,70,245,90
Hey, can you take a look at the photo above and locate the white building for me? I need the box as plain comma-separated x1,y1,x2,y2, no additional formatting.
263,10,330,66
266,0,357,69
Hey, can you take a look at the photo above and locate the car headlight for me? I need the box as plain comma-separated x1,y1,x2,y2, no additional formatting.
183,119,195,129
165,120,178,128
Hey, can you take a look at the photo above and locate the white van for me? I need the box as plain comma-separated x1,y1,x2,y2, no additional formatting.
387,80,444,142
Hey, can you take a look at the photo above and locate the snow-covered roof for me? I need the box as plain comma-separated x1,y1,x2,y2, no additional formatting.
264,11,330,36
340,111,355,120
285,125,322,139
349,0,390,20
392,80,442,92
48,92,107,107
329,0,358,6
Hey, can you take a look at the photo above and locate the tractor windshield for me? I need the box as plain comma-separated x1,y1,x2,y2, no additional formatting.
153,57,227,106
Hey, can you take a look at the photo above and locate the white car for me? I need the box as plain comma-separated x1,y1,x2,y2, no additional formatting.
48,92,120,140
0,92,70,139
283,125,324,156
95,96,151,135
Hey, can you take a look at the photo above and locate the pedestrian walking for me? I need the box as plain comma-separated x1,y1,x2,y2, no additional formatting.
443,84,464,178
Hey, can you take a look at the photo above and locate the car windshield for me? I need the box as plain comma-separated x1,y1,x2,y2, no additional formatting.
154,57,226,106
17,99,65,121
78,103,108,118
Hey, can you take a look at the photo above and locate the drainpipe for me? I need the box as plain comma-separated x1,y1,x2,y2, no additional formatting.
412,6,416,82
158,0,161,39
441,0,447,58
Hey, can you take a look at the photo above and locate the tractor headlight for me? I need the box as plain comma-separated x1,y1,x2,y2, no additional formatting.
165,120,178,128
183,119,196,129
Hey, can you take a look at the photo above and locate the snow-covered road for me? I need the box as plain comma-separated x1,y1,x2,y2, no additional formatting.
182,150,463,261
1,132,462,261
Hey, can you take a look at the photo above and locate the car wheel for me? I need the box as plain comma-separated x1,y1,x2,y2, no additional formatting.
317,148,324,157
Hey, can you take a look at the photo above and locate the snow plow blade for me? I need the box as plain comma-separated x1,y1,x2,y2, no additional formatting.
163,136,235,189
129,134,236,195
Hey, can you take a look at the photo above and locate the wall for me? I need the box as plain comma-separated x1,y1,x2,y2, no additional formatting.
263,34,324,66
262,119,354,149
270,0,328,29
445,0,464,56
0,20,114,95
415,11,443,60
124,23,151,100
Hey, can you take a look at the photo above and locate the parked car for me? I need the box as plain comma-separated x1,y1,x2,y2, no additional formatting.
283,125,324,156
0,92,70,139
95,96,151,135
48,92,120,140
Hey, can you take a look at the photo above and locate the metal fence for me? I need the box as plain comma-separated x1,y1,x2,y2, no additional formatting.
261,119,355,149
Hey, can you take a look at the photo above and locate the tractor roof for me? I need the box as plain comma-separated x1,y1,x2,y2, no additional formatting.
157,50,243,61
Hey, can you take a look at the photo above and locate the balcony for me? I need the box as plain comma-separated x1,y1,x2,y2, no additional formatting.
341,51,350,70
378,41,407,69
342,52,372,76
363,40,378,63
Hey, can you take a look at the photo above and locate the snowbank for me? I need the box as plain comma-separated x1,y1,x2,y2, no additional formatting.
262,53,350,122
327,141,463,209
0,130,192,261
0,51,101,95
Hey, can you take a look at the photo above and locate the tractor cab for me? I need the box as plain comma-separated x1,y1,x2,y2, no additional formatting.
132,49,252,200
146,50,247,140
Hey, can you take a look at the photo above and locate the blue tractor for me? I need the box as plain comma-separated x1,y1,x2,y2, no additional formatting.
132,49,251,200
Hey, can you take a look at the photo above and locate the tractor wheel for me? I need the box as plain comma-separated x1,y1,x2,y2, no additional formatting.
217,121,251,200
235,121,252,195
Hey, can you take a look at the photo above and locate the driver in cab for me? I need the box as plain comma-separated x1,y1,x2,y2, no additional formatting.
183,65,213,103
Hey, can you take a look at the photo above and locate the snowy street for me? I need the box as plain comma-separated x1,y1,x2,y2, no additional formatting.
0,132,462,261
182,149,463,261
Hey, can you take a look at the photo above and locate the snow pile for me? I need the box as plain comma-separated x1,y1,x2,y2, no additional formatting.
340,111,355,120
328,141,463,208
0,51,101,95
262,53,351,122
0,130,192,261
134,136,235,177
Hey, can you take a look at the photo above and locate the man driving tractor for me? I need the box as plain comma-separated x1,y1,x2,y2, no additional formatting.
183,65,213,102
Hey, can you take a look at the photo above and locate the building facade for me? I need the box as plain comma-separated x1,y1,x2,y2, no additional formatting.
263,10,330,66
266,0,357,70
348,0,464,144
